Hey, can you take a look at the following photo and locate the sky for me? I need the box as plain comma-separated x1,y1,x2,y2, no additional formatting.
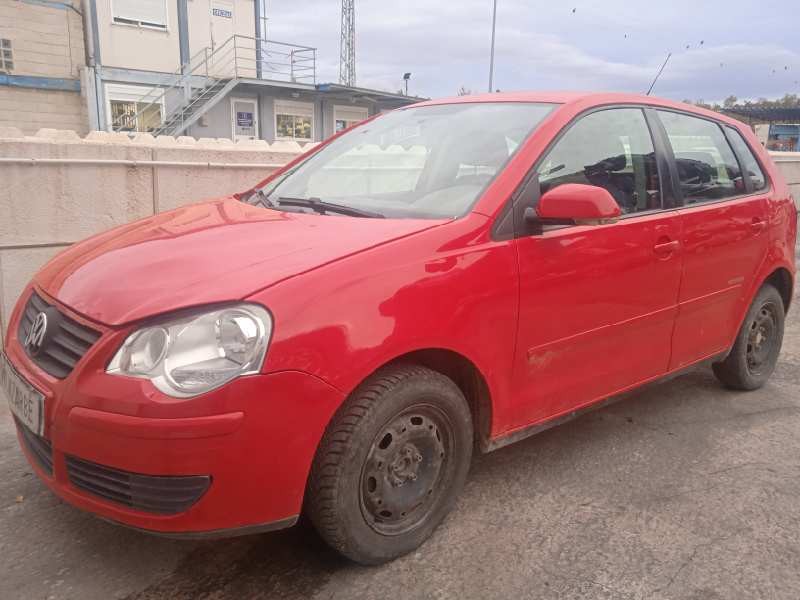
264,0,800,103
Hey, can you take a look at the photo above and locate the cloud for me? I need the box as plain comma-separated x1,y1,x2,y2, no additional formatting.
264,0,800,101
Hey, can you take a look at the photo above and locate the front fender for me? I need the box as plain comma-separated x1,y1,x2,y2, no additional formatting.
253,215,520,437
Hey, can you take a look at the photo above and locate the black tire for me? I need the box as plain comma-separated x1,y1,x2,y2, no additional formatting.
306,364,473,565
713,283,785,390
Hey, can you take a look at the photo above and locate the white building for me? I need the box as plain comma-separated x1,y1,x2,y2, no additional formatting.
1,0,420,141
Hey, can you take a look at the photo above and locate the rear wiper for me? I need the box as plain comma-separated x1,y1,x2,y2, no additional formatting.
276,197,385,219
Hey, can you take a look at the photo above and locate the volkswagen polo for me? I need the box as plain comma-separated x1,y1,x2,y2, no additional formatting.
2,92,796,564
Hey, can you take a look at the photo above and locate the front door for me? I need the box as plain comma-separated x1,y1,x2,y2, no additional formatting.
655,110,770,369
512,107,683,428
231,98,258,141
210,0,236,77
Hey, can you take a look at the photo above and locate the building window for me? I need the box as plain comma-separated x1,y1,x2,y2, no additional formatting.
275,100,314,141
0,39,13,73
112,0,168,30
334,105,369,133
106,84,164,132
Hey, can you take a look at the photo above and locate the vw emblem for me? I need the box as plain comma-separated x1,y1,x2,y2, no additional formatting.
25,312,48,355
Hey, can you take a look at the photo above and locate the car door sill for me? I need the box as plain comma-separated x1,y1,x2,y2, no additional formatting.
481,351,726,453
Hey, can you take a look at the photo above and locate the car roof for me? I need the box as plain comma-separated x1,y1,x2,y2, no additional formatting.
410,91,747,129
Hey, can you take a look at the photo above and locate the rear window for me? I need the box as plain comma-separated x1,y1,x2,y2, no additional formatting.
725,127,768,192
657,111,745,204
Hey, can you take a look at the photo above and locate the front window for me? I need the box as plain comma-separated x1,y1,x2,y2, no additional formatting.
335,105,369,133
0,39,13,73
112,0,168,30
107,84,164,133
110,100,163,132
539,108,662,214
275,100,314,141
256,102,555,219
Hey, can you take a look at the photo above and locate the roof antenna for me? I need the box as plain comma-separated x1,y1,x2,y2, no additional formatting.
647,52,672,96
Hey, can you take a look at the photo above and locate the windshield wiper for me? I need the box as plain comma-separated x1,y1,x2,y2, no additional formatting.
250,188,276,209
276,197,385,219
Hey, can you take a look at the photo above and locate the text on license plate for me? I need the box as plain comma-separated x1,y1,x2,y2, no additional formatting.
1,353,44,436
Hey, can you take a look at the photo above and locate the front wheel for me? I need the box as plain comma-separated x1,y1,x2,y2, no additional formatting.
306,364,473,565
713,283,785,390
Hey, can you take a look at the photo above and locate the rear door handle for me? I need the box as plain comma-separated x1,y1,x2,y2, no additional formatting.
654,240,680,254
751,219,766,233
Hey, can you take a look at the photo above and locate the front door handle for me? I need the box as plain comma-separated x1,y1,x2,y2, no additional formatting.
751,219,766,234
654,240,680,255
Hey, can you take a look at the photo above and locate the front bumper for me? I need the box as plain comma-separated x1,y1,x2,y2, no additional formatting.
5,288,345,537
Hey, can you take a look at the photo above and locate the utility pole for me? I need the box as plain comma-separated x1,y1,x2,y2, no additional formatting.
488,0,497,92
339,0,356,87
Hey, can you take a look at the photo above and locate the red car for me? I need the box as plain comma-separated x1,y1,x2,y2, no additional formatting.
2,92,795,564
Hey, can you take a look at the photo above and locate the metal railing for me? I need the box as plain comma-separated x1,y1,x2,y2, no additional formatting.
110,36,317,134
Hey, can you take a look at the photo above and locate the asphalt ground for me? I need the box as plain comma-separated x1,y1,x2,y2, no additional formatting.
2,286,799,599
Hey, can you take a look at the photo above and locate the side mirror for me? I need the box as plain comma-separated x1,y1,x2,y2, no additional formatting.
535,184,622,225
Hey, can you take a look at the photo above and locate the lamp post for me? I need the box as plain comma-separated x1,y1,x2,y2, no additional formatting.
488,0,497,92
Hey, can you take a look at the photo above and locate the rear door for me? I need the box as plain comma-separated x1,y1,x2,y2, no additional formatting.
655,110,770,369
512,107,683,427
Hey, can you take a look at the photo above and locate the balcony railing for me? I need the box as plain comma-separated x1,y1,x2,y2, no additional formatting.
110,35,317,133
194,35,316,82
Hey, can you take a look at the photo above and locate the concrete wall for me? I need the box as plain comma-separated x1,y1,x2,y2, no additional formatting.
771,152,800,201
95,0,181,73
187,0,255,64
0,86,89,135
0,0,84,79
0,126,309,346
1,135,798,349
0,0,88,135
95,0,255,74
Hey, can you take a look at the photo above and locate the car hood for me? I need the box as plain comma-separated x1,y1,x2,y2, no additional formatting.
35,198,445,326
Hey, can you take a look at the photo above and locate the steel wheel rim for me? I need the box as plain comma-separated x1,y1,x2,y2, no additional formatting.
359,404,454,536
746,301,778,375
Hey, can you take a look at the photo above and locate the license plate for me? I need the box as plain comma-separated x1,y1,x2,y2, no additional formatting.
1,353,44,436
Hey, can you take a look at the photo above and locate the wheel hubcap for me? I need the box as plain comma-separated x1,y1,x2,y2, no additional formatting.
360,406,451,535
746,302,777,374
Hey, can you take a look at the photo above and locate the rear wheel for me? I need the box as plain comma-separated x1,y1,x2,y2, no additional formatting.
306,364,473,565
713,283,785,390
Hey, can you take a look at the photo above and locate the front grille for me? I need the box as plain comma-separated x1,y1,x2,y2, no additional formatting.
18,292,100,379
15,417,53,475
65,455,210,515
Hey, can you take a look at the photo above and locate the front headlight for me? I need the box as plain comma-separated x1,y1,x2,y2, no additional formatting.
107,304,272,398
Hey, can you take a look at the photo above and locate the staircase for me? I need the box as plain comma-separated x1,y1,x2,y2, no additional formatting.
110,36,316,137
150,78,237,137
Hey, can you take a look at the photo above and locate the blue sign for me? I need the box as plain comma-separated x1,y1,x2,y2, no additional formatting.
212,8,232,18
237,112,253,128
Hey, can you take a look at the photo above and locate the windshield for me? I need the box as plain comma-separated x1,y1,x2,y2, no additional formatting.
253,102,556,219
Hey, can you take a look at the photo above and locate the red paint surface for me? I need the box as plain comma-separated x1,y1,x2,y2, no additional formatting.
4,92,796,535
537,184,622,220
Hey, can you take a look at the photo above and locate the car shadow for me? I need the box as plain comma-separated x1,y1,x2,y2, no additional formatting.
119,368,735,599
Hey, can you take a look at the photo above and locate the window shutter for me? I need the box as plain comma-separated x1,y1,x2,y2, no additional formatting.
274,100,314,118
113,0,167,26
335,106,369,123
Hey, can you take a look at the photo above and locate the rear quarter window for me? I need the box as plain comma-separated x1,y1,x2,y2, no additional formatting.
657,110,745,204
725,127,768,192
